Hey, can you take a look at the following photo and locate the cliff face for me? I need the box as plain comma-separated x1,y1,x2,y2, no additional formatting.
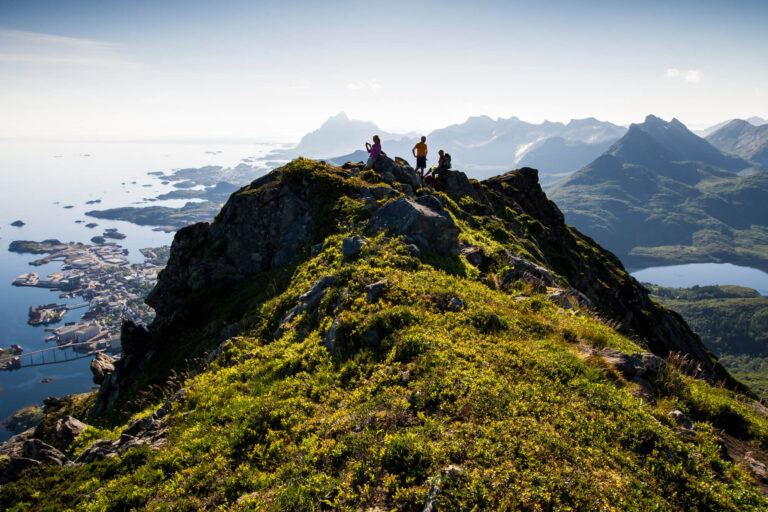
6,156,768,510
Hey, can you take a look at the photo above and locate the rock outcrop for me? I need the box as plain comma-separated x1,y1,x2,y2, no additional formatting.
90,352,115,384
480,167,730,382
368,195,460,254
54,416,88,447
93,157,732,416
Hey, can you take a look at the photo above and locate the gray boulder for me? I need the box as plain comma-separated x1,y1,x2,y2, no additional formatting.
342,236,367,260
55,416,88,447
90,352,116,385
438,170,481,202
365,280,388,304
502,254,557,290
368,195,459,254
22,439,72,466
373,155,421,189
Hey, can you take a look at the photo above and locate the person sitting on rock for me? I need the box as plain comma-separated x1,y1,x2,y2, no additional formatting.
412,136,428,179
364,135,382,170
424,149,451,187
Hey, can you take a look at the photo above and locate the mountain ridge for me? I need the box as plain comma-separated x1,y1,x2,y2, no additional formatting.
550,115,768,270
4,155,768,510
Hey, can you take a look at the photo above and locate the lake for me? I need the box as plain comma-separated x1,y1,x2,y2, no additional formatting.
631,263,768,296
0,139,281,441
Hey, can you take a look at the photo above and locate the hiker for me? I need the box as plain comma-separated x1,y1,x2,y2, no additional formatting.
412,136,428,179
425,149,451,187
363,135,382,170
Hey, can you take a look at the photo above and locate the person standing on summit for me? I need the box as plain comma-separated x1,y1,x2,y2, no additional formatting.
364,135,382,170
412,136,428,179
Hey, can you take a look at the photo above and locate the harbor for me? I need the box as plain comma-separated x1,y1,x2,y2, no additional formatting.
4,241,168,371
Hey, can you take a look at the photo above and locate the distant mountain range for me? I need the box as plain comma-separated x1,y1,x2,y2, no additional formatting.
697,116,768,137
278,112,626,181
549,115,768,270
273,112,413,158
706,119,768,169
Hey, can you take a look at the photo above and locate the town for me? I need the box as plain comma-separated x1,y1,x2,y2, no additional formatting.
5,240,170,370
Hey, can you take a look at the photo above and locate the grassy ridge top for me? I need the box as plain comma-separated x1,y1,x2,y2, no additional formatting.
2,159,767,510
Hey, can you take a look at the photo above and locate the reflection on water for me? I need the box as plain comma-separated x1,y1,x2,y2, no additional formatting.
631,263,768,296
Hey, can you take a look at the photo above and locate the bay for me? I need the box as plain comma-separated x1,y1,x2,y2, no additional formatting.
0,139,280,441
631,263,768,296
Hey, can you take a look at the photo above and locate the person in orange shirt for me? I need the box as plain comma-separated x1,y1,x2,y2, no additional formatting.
412,136,428,179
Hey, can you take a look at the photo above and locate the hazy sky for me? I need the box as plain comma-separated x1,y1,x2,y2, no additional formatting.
1,0,767,141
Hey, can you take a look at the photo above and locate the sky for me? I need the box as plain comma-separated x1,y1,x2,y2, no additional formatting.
1,0,767,141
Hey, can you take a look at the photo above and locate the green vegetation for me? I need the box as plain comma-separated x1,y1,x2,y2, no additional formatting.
3,160,768,510
648,284,768,399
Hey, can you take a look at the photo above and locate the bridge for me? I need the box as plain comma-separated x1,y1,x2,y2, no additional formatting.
1,341,113,370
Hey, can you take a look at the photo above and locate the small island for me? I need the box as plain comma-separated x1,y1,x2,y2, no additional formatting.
28,304,67,326
10,220,25,227
102,229,126,240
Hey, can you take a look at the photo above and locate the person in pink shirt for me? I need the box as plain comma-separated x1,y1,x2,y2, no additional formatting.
364,135,382,170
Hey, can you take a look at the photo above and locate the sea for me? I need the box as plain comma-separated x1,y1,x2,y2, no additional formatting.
0,139,281,442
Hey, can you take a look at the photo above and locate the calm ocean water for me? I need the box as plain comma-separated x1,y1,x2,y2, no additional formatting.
0,140,278,441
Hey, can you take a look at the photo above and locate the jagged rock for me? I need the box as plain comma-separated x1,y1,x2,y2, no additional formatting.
22,439,71,466
90,320,153,417
438,170,481,202
745,452,768,482
0,457,41,484
482,167,731,382
368,195,459,254
635,353,666,377
342,236,367,260
78,395,175,464
55,416,88,446
423,465,464,512
0,428,35,458
502,254,557,290
381,172,396,184
373,155,421,189
90,352,116,385
301,276,336,305
365,280,388,304
594,348,646,378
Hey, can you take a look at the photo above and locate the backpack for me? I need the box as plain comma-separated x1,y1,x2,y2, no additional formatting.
443,153,452,169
